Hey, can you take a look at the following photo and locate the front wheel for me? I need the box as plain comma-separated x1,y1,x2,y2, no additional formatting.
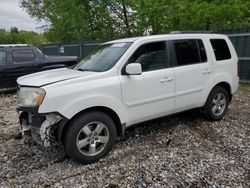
63,111,117,164
202,86,229,121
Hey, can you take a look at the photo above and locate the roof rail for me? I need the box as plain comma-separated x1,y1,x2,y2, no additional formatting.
0,44,31,48
170,30,215,34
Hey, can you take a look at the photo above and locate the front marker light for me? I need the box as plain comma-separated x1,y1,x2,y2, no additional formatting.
17,87,46,107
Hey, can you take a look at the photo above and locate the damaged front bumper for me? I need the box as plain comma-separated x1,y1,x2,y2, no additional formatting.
17,107,67,147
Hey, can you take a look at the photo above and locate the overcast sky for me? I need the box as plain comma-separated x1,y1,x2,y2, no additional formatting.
0,0,45,32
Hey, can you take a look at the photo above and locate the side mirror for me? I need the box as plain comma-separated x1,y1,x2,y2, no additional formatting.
125,63,142,75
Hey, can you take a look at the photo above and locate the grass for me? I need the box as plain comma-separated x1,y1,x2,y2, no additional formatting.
240,82,250,88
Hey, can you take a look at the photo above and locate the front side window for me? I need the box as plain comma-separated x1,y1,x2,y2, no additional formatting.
12,49,35,63
210,39,231,61
128,41,167,72
75,43,131,72
174,39,207,66
0,51,7,65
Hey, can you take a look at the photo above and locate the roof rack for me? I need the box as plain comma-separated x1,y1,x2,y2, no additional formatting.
170,30,215,34
0,44,31,48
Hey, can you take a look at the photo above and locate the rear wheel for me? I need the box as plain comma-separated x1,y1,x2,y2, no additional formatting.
203,86,229,121
63,111,117,164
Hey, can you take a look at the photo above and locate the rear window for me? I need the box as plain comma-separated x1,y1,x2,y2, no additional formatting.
210,39,231,61
0,51,7,65
12,49,35,63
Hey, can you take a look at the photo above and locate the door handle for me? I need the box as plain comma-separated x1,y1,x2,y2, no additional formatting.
202,69,212,74
160,77,173,83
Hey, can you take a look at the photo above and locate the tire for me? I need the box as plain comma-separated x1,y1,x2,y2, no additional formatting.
202,86,229,121
63,111,117,164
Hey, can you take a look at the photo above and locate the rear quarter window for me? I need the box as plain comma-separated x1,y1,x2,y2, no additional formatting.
210,39,231,61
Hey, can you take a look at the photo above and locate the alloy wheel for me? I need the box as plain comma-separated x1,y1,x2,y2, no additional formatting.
76,122,109,156
211,93,226,116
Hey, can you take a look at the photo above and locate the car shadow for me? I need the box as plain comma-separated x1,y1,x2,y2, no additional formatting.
120,108,204,141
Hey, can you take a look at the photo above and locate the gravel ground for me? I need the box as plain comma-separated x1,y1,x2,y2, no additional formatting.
0,85,249,187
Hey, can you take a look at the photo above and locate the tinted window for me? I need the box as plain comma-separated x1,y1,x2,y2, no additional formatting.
174,39,207,66
0,51,7,65
210,39,231,61
12,49,35,63
128,42,167,72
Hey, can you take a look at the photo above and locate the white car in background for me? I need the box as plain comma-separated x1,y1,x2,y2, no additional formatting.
17,33,239,164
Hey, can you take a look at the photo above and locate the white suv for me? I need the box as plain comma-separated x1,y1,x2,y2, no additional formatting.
17,34,239,164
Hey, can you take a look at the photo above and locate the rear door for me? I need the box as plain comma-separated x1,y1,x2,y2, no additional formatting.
8,48,41,86
171,39,213,112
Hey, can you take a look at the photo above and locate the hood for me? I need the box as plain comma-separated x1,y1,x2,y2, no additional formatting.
17,68,95,87
45,55,78,63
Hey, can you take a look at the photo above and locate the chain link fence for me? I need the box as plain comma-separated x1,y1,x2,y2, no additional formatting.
227,33,250,82
41,40,106,59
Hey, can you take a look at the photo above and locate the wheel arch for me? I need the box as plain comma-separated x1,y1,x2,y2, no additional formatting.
205,81,232,104
214,82,232,102
58,106,125,142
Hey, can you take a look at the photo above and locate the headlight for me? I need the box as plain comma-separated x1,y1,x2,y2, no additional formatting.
17,87,46,107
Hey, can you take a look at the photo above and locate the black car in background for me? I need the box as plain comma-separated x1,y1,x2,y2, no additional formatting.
0,44,78,89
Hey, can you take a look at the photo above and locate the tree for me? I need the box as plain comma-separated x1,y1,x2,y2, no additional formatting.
10,27,19,34
133,0,250,34
0,28,48,46
170,0,250,31
21,0,118,41
20,0,250,42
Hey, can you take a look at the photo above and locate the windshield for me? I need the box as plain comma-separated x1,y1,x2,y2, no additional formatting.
74,43,131,72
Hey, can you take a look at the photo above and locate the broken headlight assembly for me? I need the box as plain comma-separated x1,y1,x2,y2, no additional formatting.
17,87,46,107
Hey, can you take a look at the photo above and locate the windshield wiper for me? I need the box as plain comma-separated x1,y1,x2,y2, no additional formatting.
76,68,92,72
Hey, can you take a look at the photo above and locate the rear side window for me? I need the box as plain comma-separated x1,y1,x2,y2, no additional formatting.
210,39,231,61
0,51,7,65
173,39,207,66
128,41,167,72
12,49,35,63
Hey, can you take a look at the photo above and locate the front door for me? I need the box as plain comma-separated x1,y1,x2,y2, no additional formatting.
119,41,175,126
